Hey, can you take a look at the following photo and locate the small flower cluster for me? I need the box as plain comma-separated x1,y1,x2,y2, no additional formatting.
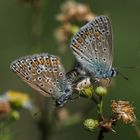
83,100,136,133
56,0,95,22
75,77,108,98
55,0,95,53
0,98,11,118
76,78,136,133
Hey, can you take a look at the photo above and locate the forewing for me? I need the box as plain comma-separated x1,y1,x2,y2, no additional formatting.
10,53,68,99
70,16,113,74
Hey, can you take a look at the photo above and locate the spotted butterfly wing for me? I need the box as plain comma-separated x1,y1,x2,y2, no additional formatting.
70,16,115,79
10,53,72,105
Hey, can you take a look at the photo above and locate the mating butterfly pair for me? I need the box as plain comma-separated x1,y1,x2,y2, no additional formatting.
10,16,117,106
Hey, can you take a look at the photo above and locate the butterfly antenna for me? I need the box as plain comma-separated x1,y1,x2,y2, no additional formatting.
118,70,128,80
118,66,140,69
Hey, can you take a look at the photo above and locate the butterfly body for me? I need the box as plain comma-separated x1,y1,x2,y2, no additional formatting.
70,16,118,81
82,66,117,79
10,53,72,106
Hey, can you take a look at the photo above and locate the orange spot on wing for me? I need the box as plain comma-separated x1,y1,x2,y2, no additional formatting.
31,69,36,75
34,60,39,65
56,59,61,65
77,37,83,44
95,32,100,37
81,33,86,39
73,42,79,48
85,30,90,36
39,58,44,65
19,64,24,69
32,62,36,67
45,58,51,65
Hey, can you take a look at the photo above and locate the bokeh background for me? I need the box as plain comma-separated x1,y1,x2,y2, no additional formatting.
0,0,140,140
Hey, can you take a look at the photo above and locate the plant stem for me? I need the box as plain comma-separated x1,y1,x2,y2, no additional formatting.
92,94,105,140
97,96,104,121
97,129,104,140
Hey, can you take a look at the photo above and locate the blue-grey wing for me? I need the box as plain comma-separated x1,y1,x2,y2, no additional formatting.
70,16,113,76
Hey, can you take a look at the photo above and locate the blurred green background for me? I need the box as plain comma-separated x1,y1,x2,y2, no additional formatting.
0,0,140,139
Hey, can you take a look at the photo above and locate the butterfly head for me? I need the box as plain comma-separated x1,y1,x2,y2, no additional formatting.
56,87,72,107
100,68,118,78
110,68,118,77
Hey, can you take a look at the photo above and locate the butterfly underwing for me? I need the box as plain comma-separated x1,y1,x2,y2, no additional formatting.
10,53,72,106
70,16,118,81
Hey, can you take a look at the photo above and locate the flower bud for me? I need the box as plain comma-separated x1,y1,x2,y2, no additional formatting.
82,86,94,97
11,110,20,120
96,86,107,96
70,25,79,35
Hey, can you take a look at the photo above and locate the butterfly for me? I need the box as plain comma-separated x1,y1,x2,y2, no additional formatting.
10,53,72,106
70,16,118,83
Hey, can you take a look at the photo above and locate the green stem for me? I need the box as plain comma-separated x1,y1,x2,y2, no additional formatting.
92,94,104,120
0,118,12,140
97,96,104,120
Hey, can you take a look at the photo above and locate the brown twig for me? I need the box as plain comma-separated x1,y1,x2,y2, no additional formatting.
97,129,104,140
